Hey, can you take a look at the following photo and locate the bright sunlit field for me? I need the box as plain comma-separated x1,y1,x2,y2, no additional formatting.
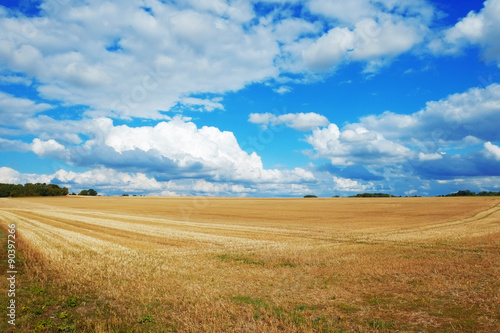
1,196,499,332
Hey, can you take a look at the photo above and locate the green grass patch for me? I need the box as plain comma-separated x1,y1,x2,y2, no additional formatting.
66,297,79,308
272,305,287,320
364,293,392,306
31,286,46,295
368,318,395,330
138,315,154,323
217,253,265,266
234,257,265,266
232,296,269,309
57,323,76,332
295,304,317,311
338,303,359,313
233,297,323,328
217,254,230,260
280,262,297,268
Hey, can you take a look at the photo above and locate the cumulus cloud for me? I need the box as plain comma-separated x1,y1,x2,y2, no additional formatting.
350,17,427,63
31,138,68,159
0,137,30,151
0,166,315,197
0,74,32,86
332,176,371,192
0,91,52,129
192,179,255,196
356,83,500,145
305,83,500,180
298,0,432,72
301,27,355,71
484,141,500,160
430,0,500,66
0,167,21,184
0,166,52,184
308,0,435,25
1,111,317,192
0,0,280,119
308,0,374,24
29,116,314,187
0,0,440,119
273,86,292,94
52,168,163,193
318,164,384,181
100,118,274,182
180,97,224,112
418,152,443,161
249,112,330,131
305,123,411,165
409,152,500,179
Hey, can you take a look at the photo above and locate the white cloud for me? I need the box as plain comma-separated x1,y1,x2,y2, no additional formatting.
301,0,432,72
0,166,52,184
31,138,68,159
0,74,31,86
53,168,163,193
0,137,30,151
0,1,280,119
484,141,500,160
350,17,426,61
192,179,255,195
418,152,443,161
306,123,411,165
272,18,321,44
248,113,274,127
356,83,500,144
308,0,374,24
303,83,500,182
0,167,21,184
0,165,315,197
273,86,292,94
180,97,224,112
445,11,485,44
0,0,440,119
1,109,317,189
307,0,435,25
249,112,330,131
332,176,370,192
103,119,265,181
432,0,500,66
0,91,52,127
301,27,355,71
51,116,315,185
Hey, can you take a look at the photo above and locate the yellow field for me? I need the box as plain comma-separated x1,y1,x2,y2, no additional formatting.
1,196,499,332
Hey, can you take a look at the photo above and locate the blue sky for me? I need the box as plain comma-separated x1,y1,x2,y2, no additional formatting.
1,0,500,197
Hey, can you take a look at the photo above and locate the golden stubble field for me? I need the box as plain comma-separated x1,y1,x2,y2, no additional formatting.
1,196,499,332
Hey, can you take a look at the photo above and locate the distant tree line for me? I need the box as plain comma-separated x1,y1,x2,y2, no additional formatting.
349,193,396,198
439,190,500,197
323,190,499,198
0,183,69,197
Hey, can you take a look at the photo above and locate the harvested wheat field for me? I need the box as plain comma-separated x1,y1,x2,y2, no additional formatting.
1,196,499,332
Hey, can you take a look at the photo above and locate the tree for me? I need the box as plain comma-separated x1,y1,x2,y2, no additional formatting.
0,183,68,197
79,190,89,196
88,189,97,196
351,193,395,198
